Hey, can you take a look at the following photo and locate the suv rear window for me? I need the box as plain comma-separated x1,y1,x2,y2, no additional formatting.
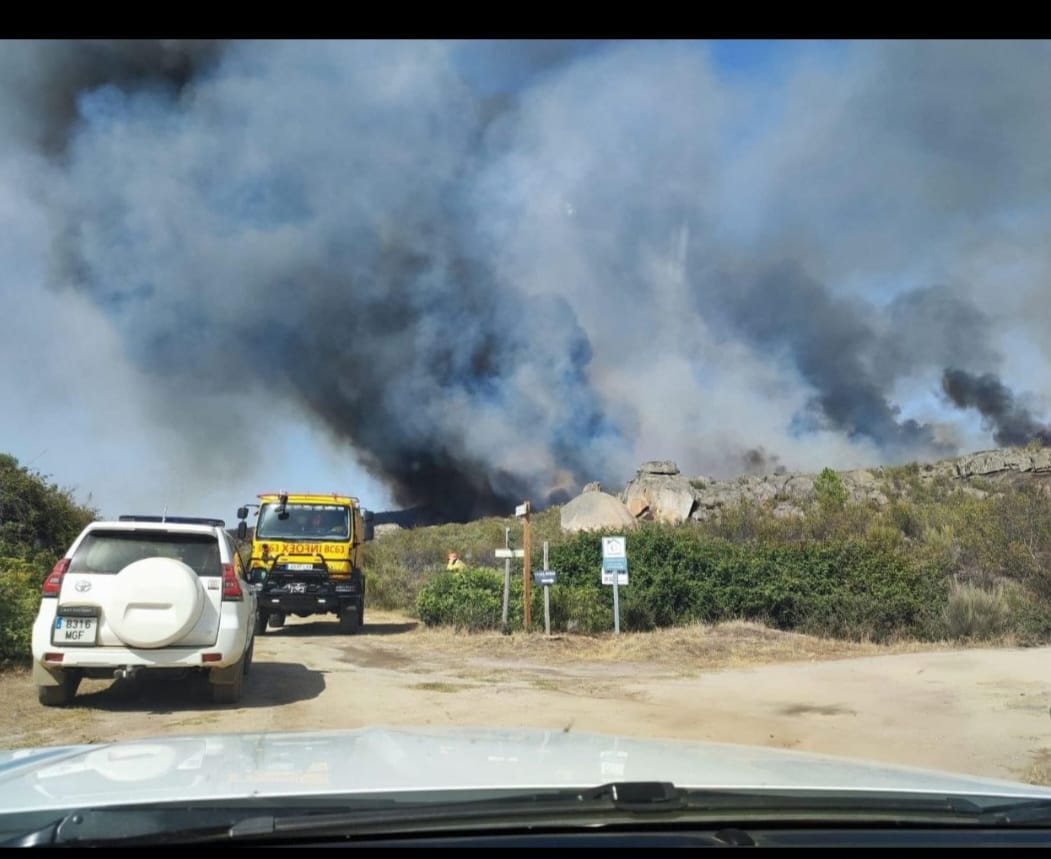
69,531,222,576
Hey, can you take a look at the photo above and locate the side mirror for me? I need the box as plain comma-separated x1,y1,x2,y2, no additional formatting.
236,506,248,520
237,521,248,540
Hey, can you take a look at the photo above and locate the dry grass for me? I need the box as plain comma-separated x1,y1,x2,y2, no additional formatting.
409,681,470,693
364,610,949,672
1019,748,1051,786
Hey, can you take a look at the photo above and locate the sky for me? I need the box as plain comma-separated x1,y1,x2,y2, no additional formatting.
2,39,1050,524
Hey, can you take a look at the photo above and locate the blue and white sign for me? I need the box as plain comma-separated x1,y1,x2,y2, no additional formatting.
601,536,628,585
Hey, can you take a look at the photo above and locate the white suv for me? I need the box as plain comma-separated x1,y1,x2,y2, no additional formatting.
31,516,257,707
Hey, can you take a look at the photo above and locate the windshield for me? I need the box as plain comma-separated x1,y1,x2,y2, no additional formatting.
255,503,351,541
5,38,1051,846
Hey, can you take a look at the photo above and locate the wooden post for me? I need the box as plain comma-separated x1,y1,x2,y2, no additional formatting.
522,501,532,631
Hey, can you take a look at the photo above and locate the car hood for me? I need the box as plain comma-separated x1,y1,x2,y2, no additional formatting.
1,727,1049,814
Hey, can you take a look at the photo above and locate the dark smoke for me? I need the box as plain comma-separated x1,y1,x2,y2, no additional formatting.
703,262,961,459
26,41,629,522
742,447,786,475
0,40,225,153
942,369,1051,447
9,41,1047,523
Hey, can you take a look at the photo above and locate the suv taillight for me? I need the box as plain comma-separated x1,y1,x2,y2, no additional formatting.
221,563,243,600
42,558,70,596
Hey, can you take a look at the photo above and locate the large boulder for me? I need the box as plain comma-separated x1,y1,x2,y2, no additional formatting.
622,463,697,525
560,491,638,533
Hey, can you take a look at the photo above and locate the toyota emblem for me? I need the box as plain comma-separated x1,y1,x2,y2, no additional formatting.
74,579,92,593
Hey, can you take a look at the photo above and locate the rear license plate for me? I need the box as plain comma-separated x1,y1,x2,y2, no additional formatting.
53,616,98,646
286,563,315,571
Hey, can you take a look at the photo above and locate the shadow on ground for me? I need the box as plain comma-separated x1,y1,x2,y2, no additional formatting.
260,620,418,637
67,661,326,713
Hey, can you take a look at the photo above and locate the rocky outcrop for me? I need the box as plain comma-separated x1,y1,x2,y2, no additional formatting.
943,447,1051,480
560,490,638,533
566,446,1051,528
622,461,697,524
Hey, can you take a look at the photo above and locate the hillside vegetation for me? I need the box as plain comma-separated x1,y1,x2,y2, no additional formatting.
374,457,1051,644
0,455,97,665
3,447,1051,666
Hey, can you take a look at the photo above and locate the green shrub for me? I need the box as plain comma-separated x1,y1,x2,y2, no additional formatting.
0,558,43,666
416,568,512,631
814,467,848,511
944,579,1011,641
0,454,97,664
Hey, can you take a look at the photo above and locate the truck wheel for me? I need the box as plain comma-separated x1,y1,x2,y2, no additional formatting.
269,612,285,629
255,611,269,636
339,604,360,635
358,602,365,628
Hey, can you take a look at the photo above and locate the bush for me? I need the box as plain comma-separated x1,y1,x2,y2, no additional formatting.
0,558,41,666
814,467,848,511
0,454,96,567
416,568,512,631
944,579,1012,641
0,454,97,665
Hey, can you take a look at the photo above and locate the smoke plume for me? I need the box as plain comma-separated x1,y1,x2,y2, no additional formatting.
4,40,1051,520
942,369,1051,447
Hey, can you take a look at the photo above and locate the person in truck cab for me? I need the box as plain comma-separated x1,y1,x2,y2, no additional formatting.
309,511,345,536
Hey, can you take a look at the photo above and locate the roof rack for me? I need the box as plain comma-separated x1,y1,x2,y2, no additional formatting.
118,515,226,528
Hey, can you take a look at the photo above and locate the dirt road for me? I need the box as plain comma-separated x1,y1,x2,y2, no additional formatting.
3,610,1050,785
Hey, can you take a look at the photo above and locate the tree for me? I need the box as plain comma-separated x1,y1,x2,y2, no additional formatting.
815,467,848,512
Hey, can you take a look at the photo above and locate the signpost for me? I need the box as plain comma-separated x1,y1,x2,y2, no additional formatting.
531,540,557,635
601,536,628,634
496,528,524,628
517,501,532,631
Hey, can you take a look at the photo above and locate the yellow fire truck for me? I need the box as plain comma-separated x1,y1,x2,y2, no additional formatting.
236,492,374,635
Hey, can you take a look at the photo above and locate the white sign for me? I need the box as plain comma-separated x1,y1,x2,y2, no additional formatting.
515,503,530,517
494,549,525,559
601,568,629,586
602,536,626,559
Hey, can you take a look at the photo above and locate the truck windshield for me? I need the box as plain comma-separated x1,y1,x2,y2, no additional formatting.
255,503,351,541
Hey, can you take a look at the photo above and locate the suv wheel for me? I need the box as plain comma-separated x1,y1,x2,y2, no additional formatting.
211,653,246,705
243,637,255,676
37,670,82,708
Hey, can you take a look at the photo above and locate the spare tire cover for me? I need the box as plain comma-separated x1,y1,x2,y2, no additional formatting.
106,558,205,648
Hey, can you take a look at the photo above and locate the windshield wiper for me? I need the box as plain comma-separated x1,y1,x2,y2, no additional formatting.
9,782,687,845
16,785,1051,846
